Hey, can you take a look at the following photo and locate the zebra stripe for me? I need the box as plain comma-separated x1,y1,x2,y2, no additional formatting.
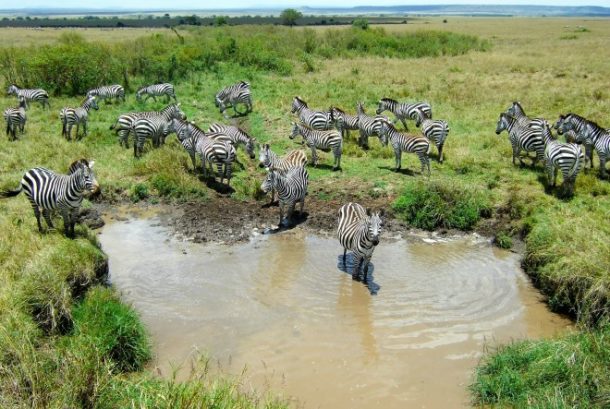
356,101,389,149
495,113,546,166
4,96,27,141
376,98,432,130
541,122,584,193
258,144,307,170
207,123,256,160
0,159,99,238
413,108,450,163
136,83,177,103
555,113,610,178
291,97,332,131
337,202,383,282
86,84,125,103
60,96,99,141
290,122,343,170
261,166,308,228
110,103,185,148
330,106,359,139
173,119,236,184
215,81,252,118
506,101,546,129
131,115,175,158
7,84,50,109
378,119,431,175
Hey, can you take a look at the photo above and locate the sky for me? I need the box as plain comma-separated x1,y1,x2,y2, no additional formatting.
2,0,610,10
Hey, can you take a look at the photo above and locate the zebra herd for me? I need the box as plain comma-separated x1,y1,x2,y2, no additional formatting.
495,101,610,194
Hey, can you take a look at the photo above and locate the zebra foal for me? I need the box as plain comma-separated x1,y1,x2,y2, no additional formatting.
376,98,432,130
261,166,308,228
136,83,177,103
4,96,27,141
337,202,383,282
290,122,343,170
60,95,99,141
0,159,99,238
413,108,449,163
356,101,388,149
87,84,125,103
330,106,359,140
378,119,431,175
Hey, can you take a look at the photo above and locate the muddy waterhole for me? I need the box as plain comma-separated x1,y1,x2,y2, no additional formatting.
99,215,571,409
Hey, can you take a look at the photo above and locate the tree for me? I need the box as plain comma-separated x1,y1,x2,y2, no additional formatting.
352,18,369,30
280,8,302,27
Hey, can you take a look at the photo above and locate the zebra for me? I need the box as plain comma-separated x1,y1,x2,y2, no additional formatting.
555,113,610,179
4,96,27,141
291,96,333,131
258,144,307,205
130,115,176,158
59,95,99,141
215,81,252,118
207,123,256,161
506,101,546,129
290,122,343,170
356,101,389,149
7,84,50,109
136,83,177,103
0,159,99,238
378,119,431,175
540,121,584,194
172,119,236,184
329,106,359,140
86,84,125,104
110,103,186,149
261,166,308,228
375,98,432,130
495,113,546,167
337,202,383,282
413,108,450,163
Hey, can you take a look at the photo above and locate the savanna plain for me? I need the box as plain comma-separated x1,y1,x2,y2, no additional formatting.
0,17,609,408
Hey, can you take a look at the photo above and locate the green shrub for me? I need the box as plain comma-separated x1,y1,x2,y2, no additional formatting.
129,183,149,202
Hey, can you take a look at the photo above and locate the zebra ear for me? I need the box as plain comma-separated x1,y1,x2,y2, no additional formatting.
366,208,372,216
89,160,95,169
378,208,385,217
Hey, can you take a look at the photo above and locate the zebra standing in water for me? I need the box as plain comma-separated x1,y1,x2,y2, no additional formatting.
291,97,333,131
59,96,99,141
136,83,177,103
4,96,27,141
207,123,256,161
495,113,546,167
290,122,343,170
337,202,383,282
413,108,450,163
330,106,359,140
7,84,50,109
261,166,308,228
376,98,432,130
378,119,431,175
0,159,99,238
172,119,236,185
131,115,177,158
356,101,389,149
555,113,610,179
215,81,252,118
540,121,584,194
110,103,186,148
86,84,125,103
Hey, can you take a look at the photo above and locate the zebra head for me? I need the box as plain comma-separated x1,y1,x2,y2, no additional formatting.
86,89,98,98
413,108,427,127
167,103,186,120
377,119,392,146
376,98,394,115
258,143,272,168
69,159,100,195
289,122,302,141
356,101,366,115
135,87,145,102
260,167,278,193
366,208,384,246
7,84,19,95
245,137,256,159
291,97,306,114
495,113,513,135
85,96,99,111
506,101,526,118
329,107,343,124
18,96,27,110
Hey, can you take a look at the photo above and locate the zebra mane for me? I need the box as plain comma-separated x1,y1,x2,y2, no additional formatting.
331,106,345,114
239,80,250,87
566,112,604,131
380,97,397,104
294,96,308,107
68,159,90,175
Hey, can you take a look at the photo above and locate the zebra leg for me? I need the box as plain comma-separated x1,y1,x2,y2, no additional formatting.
42,209,55,230
553,167,559,187
31,203,44,233
438,143,444,164
599,154,607,179
400,118,409,131
394,148,401,171
362,257,371,283
311,147,317,167
353,255,363,281
586,144,594,169
61,209,71,237
334,150,341,171
343,248,347,269
545,163,554,187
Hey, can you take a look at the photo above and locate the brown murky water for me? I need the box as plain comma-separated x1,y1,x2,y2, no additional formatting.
99,217,572,409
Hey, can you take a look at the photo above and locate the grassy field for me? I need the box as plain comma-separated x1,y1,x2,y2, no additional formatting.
0,17,609,407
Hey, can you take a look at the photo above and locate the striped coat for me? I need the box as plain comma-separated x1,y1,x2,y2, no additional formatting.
59,96,99,141
291,97,333,131
290,122,343,170
207,123,256,160
86,84,125,103
495,113,546,166
131,115,175,158
541,122,584,193
110,103,186,148
337,202,383,282
378,119,431,175
376,98,432,130
330,106,359,139
261,166,308,228
0,159,99,238
413,108,450,163
215,81,252,118
136,83,177,103
4,96,27,141
356,101,389,149
7,84,50,109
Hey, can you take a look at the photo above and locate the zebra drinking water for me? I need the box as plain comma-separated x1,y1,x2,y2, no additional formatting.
290,122,343,170
7,84,50,109
291,96,333,131
136,83,177,103
413,108,450,163
541,121,584,194
261,166,309,228
215,81,252,118
495,113,545,167
86,84,125,103
337,202,383,282
59,96,99,141
0,159,99,238
378,118,431,175
376,98,432,130
4,96,27,141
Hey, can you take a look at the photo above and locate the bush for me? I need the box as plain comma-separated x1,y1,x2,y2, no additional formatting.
352,18,369,30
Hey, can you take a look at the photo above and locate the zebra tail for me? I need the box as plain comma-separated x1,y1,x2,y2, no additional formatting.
0,185,22,198
568,147,582,179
